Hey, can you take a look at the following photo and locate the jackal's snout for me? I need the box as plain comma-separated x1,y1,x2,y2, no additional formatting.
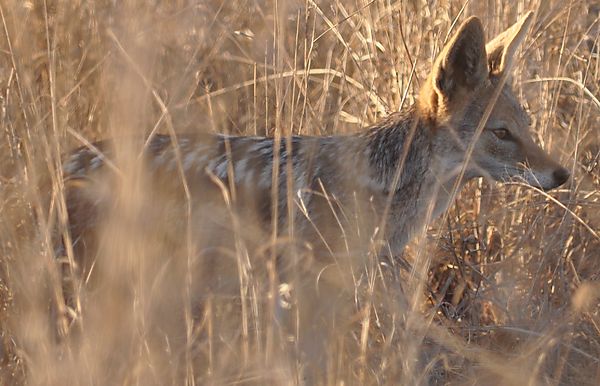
552,167,570,187
523,155,570,191
534,166,570,191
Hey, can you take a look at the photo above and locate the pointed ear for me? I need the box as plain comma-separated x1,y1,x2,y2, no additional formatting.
486,11,534,76
430,17,488,105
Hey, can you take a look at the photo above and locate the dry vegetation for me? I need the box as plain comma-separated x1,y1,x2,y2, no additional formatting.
1,0,599,385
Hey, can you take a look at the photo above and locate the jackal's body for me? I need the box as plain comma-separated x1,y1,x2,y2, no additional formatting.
64,106,438,258
58,12,570,379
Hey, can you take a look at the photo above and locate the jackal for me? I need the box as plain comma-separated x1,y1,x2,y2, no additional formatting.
58,11,568,381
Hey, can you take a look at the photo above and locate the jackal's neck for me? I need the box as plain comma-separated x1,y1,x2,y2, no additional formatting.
362,106,433,194
360,106,456,254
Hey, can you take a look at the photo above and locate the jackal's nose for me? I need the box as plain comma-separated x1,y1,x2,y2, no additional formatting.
553,167,570,186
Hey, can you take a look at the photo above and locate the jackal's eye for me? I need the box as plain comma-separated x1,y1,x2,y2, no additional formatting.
492,128,510,140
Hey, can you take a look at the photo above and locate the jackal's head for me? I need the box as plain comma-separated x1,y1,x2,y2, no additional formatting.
419,12,569,191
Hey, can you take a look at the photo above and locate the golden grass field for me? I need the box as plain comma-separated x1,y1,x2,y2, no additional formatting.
0,0,599,384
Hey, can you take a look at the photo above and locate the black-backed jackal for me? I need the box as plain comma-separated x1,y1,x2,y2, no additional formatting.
56,11,569,383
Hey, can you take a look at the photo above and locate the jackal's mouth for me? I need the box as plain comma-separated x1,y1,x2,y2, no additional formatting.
499,167,569,191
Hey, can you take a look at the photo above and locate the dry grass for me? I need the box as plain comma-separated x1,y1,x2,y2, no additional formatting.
0,0,599,385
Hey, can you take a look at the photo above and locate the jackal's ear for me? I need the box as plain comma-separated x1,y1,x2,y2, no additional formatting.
486,12,534,77
430,17,488,104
